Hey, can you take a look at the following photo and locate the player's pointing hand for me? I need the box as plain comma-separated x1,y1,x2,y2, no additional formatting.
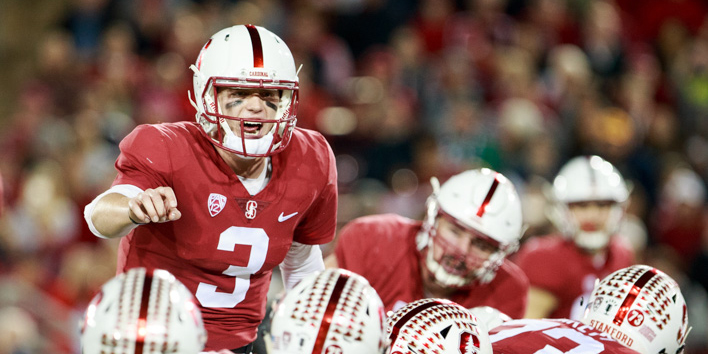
128,186,181,224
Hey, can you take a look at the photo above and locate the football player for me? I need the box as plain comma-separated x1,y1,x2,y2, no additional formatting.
84,24,337,352
386,298,493,354
326,168,529,318
514,155,635,319
489,264,690,354
268,268,388,353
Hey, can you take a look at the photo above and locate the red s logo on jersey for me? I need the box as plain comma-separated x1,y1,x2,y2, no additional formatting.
245,200,258,219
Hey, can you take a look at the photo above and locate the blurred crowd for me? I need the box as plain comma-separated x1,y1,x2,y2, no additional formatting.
1,0,708,352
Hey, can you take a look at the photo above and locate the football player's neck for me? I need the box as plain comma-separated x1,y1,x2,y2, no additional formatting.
217,147,269,178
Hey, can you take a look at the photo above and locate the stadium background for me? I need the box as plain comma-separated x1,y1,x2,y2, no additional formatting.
1,0,708,352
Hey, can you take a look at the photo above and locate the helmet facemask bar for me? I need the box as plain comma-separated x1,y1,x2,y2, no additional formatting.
423,210,512,288
553,199,626,252
192,67,299,158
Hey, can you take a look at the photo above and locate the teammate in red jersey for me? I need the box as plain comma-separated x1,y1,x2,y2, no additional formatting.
326,168,529,318
490,318,640,353
489,264,690,354
83,25,337,353
514,155,634,320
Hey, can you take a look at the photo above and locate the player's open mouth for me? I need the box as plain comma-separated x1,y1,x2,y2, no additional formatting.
242,121,263,135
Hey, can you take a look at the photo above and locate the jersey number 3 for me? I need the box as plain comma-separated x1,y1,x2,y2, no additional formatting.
195,226,269,308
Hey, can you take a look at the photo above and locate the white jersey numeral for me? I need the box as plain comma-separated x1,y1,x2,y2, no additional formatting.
490,320,604,354
195,226,269,308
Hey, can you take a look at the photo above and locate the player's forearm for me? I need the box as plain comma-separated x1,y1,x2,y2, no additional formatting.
89,193,139,238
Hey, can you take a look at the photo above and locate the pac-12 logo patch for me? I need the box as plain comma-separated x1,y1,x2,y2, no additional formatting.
208,193,227,217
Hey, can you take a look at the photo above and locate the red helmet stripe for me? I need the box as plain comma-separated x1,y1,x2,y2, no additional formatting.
586,156,598,195
476,175,500,217
135,272,153,354
312,272,350,353
613,268,658,326
389,300,445,345
246,24,264,68
196,38,212,70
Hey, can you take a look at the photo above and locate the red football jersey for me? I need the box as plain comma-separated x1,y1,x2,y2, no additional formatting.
490,318,640,353
112,122,337,350
513,235,634,319
334,214,529,318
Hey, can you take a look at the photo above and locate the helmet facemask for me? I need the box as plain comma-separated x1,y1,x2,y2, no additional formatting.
189,25,300,158
550,155,629,252
552,199,626,252
191,67,298,158
420,203,515,289
417,170,523,290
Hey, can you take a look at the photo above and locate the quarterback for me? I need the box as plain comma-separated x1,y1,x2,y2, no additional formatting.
84,25,337,352
327,168,529,318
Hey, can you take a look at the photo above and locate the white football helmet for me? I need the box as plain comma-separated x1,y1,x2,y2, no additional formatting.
80,267,207,354
269,268,388,354
417,168,524,287
550,155,629,251
190,24,298,157
581,265,690,354
468,306,512,331
386,298,492,354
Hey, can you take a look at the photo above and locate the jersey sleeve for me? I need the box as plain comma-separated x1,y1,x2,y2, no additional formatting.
112,124,175,189
292,132,338,245
333,218,372,274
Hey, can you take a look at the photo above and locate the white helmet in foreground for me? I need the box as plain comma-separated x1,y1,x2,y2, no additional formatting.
269,268,387,354
418,168,524,288
386,298,492,354
190,24,299,157
80,267,207,354
468,306,512,331
581,265,690,354
550,155,629,251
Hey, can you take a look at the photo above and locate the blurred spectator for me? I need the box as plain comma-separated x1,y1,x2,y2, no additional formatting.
1,159,80,259
650,165,707,269
0,306,40,354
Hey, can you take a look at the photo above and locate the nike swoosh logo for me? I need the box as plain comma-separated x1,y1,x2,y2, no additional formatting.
278,212,298,222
